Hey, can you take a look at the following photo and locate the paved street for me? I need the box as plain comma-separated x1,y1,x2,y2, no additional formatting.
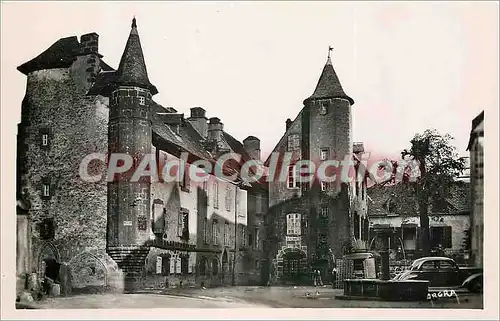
17,286,483,309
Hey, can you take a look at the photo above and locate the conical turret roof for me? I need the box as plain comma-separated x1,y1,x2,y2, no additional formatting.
115,17,158,95
305,57,353,105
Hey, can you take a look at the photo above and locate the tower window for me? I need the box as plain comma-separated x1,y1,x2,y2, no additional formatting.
39,128,51,147
320,148,329,160
43,184,50,197
138,96,146,105
320,103,328,115
320,206,329,217
321,181,329,191
42,134,49,146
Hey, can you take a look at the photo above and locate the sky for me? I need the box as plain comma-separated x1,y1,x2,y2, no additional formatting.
1,1,498,162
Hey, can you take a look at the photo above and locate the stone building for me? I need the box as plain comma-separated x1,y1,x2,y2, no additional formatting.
367,181,471,265
15,18,267,294
467,111,484,267
263,55,368,285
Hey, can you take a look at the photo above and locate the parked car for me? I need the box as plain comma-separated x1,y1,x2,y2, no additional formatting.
393,256,483,292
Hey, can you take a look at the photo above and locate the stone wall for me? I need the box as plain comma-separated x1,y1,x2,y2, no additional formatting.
19,50,108,274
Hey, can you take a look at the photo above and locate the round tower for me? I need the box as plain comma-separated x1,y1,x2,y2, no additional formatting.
301,53,355,269
106,17,158,292
302,56,354,191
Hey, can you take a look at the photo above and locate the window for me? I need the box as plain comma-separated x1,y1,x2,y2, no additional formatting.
286,214,301,236
41,177,52,199
179,165,190,192
248,233,253,247
224,222,231,247
320,206,329,217
225,186,232,212
255,260,260,270
160,254,171,275
439,260,456,272
177,210,189,240
43,184,50,197
254,227,260,250
430,226,452,249
139,96,145,105
39,128,51,147
287,165,299,189
42,134,49,146
213,182,219,208
287,134,300,151
137,215,147,231
39,218,55,240
203,218,209,244
212,219,219,245
181,255,189,274
320,181,329,191
152,202,165,235
320,148,329,160
420,261,439,271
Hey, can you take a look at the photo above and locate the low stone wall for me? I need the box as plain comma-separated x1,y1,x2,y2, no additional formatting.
344,279,429,301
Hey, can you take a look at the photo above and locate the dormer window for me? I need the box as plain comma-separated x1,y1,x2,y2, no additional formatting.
139,96,146,105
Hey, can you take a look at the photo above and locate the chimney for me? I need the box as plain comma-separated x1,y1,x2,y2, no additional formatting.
286,118,293,131
208,117,223,142
80,33,99,56
187,107,208,138
243,136,261,161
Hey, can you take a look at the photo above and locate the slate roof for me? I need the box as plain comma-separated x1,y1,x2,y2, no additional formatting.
305,58,354,105
114,18,158,95
17,35,112,75
367,181,471,217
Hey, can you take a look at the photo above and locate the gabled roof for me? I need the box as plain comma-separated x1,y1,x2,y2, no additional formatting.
304,58,354,105
367,181,471,217
114,18,158,95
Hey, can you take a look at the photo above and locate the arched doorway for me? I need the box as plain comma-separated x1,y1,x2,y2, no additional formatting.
38,242,60,278
278,247,307,284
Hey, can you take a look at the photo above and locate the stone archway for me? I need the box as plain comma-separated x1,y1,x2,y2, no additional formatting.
275,247,308,285
69,252,109,290
37,241,61,277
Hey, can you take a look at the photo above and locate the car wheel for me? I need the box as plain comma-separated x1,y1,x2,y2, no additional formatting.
468,278,483,293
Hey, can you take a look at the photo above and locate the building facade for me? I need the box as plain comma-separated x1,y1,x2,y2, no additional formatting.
467,111,484,267
16,18,267,294
264,56,368,285
367,182,471,265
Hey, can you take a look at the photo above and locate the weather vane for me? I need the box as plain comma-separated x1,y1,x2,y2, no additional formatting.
328,46,334,59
